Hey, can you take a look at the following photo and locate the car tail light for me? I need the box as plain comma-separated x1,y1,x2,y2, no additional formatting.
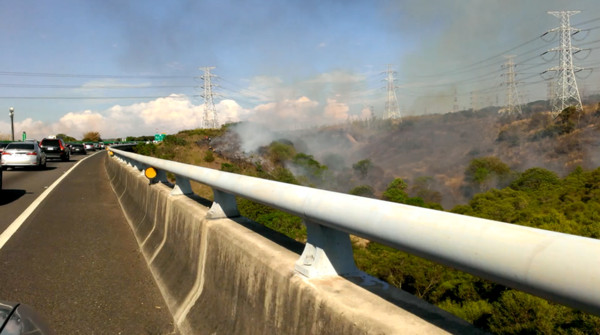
27,152,37,155
59,142,65,150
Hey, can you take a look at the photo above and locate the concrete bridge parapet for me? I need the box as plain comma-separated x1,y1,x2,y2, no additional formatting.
105,153,484,334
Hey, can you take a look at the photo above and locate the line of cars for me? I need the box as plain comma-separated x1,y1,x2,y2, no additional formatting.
0,138,105,190
0,138,105,186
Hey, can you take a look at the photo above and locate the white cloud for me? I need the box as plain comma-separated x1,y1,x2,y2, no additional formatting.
57,110,106,138
103,94,202,137
239,76,286,102
360,106,373,119
1,69,373,141
216,99,249,124
324,98,349,121
2,95,207,140
249,96,320,129
4,118,51,141
307,70,365,84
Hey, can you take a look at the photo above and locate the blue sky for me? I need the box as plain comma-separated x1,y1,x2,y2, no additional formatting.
0,0,599,140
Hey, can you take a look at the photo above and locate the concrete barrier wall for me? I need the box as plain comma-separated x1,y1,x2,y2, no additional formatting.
105,154,484,334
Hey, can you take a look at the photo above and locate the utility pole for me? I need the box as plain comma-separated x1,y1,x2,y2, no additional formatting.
9,107,14,141
383,64,401,120
501,55,522,115
545,11,583,117
200,66,218,128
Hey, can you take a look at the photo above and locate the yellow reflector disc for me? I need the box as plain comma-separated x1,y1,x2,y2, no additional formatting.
145,167,157,179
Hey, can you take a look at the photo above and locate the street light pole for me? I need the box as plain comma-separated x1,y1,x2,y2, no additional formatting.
9,107,14,141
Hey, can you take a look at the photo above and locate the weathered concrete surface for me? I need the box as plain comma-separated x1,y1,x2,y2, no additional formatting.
106,154,485,335
0,153,176,334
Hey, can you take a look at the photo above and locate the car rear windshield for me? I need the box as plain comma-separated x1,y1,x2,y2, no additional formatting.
6,143,34,150
41,139,60,146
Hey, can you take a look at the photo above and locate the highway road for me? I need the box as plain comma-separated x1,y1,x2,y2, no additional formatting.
1,152,84,231
0,151,177,334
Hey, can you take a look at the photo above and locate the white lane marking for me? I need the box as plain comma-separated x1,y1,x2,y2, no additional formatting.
0,152,102,250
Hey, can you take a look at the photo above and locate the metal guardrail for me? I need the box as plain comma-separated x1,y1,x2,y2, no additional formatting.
109,147,600,316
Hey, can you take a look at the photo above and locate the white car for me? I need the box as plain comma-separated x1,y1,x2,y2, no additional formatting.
1,142,47,170
84,143,95,151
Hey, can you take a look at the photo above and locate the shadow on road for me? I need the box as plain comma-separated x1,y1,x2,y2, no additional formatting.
3,166,57,172
0,189,27,205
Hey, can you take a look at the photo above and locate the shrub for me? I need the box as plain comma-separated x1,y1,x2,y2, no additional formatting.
349,185,375,198
204,150,215,162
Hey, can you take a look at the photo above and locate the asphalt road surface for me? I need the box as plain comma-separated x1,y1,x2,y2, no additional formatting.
1,153,84,231
0,151,177,334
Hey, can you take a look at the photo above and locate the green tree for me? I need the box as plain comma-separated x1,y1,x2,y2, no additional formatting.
291,153,328,184
410,176,443,204
464,156,512,194
556,106,578,130
133,143,157,156
349,185,375,198
488,290,571,334
352,159,372,179
267,141,296,165
509,167,559,192
382,178,408,203
56,133,77,142
272,167,299,185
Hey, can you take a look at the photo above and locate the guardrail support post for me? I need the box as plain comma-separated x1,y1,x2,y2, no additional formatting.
155,169,168,183
207,189,239,219
171,175,193,195
294,219,358,278
133,161,144,171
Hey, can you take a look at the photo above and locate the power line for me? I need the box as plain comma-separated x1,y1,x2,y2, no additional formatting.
0,83,193,89
0,95,188,100
0,71,193,79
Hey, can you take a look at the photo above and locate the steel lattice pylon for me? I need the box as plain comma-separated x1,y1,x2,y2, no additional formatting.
547,11,583,117
383,64,401,120
200,66,218,129
502,55,522,115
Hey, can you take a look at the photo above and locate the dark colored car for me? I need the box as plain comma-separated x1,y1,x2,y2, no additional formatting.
69,143,87,155
0,300,54,334
39,138,70,161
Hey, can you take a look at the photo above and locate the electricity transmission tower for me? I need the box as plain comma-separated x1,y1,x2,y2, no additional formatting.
547,81,556,104
470,91,479,111
200,66,219,128
383,64,401,120
501,55,522,115
452,87,459,113
545,11,583,116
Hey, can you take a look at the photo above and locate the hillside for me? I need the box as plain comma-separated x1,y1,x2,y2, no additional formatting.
134,102,600,334
205,101,600,209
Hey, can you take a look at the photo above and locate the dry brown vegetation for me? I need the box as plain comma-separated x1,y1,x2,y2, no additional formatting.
149,99,600,209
